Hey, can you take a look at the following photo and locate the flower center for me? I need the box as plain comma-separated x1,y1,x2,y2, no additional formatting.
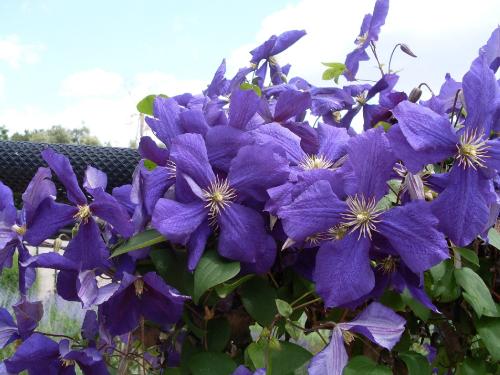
327,224,348,241
74,205,91,223
11,224,26,236
134,278,145,297
60,358,76,367
342,329,355,345
455,128,490,170
166,160,177,179
299,154,334,170
378,256,397,274
342,195,382,239
355,32,368,48
202,177,236,224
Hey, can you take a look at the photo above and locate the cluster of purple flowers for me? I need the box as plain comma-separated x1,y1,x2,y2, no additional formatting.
0,0,498,373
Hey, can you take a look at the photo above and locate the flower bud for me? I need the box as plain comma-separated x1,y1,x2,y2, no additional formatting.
409,87,423,103
400,43,417,57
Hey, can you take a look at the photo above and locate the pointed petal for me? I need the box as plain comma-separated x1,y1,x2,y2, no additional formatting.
378,201,449,273
308,327,347,375
24,198,76,246
485,138,500,172
21,252,78,271
83,166,107,195
21,167,56,224
278,181,346,242
338,302,405,350
4,333,59,373
270,30,306,56
64,220,109,270
145,97,182,148
138,136,170,165
314,235,375,307
0,308,17,349
274,90,311,122
228,89,260,129
90,189,134,238
317,124,350,162
432,167,494,246
13,299,43,339
206,125,252,172
206,59,227,98
41,148,86,205
250,123,306,164
152,199,207,245
187,221,211,271
180,108,210,135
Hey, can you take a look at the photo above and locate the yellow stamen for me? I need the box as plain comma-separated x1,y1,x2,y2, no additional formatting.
60,358,76,367
342,195,382,239
202,177,237,226
455,128,490,170
11,224,26,236
74,205,91,223
299,154,334,170
134,278,145,297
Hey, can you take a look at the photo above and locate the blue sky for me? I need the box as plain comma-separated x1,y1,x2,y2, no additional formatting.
0,0,498,145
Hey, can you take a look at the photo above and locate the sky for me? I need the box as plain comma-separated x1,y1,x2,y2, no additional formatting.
0,0,498,146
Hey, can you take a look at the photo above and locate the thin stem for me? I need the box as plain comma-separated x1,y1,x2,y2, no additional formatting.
369,42,385,78
290,290,314,307
388,43,402,73
34,331,75,341
449,89,462,124
454,106,464,127
267,272,279,289
293,297,322,311
140,317,146,375
418,82,435,96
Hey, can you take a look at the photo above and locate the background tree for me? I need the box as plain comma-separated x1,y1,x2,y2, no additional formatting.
9,125,101,146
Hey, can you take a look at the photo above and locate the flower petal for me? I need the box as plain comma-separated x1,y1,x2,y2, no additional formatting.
180,108,210,135
21,167,56,224
228,89,261,129
13,299,43,339
90,189,134,238
138,136,170,165
250,123,306,164
316,124,350,162
4,333,59,373
83,166,107,195
145,96,182,148
274,89,311,122
308,327,347,375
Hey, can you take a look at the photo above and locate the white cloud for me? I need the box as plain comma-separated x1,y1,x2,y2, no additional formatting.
60,69,125,97
0,35,44,68
0,75,4,98
227,0,499,93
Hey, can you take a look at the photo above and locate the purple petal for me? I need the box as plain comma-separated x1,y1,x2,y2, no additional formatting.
462,54,499,134
217,203,269,263
180,108,210,136
421,73,462,115
310,87,354,116
392,101,457,152
83,166,107,195
152,199,207,245
228,144,290,202
145,96,182,148
431,166,494,246
41,148,86,206
206,59,228,98
338,301,405,350
251,123,306,164
187,221,211,271
0,181,14,212
274,90,311,122
24,198,76,246
485,138,500,172
78,270,118,308
21,167,56,224
344,47,370,81
21,252,78,271
4,333,59,373
270,30,306,56
82,310,99,341
138,136,170,165
90,189,134,238
13,299,43,339
206,125,252,172
480,26,500,72
308,327,347,375
170,133,215,189
0,308,17,349
378,201,449,273
316,124,350,162
228,89,260,129
136,163,173,216
344,127,396,200
279,181,346,242
314,234,375,307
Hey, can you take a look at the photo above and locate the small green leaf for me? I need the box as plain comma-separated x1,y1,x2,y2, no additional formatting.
193,250,240,303
240,82,262,97
111,229,166,257
454,267,499,317
374,121,392,131
343,356,392,375
150,246,193,295
453,247,479,267
188,352,236,375
401,289,431,321
241,278,278,326
399,351,431,375
456,358,488,375
321,62,346,83
246,341,266,370
267,339,312,375
275,299,293,318
429,260,461,302
215,274,254,298
207,318,231,352
475,316,500,361
136,94,168,115
487,228,500,250
143,159,157,171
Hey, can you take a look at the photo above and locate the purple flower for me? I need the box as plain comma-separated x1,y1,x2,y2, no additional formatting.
344,0,389,81
99,272,188,336
308,302,405,375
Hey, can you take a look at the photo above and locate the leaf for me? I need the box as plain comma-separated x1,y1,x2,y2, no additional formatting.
429,260,461,302
143,159,157,171
475,316,500,361
111,229,166,257
136,94,168,115
193,250,240,303
275,299,293,318
454,267,499,318
399,351,431,375
343,356,392,375
321,62,346,83
240,82,262,97
267,339,312,375
240,277,278,326
150,246,194,295
206,318,231,352
487,228,500,250
401,289,430,321
215,274,254,298
188,352,236,375
453,247,479,267
246,341,266,370
456,358,488,375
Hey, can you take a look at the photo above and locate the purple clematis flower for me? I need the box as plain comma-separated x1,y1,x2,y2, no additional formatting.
4,333,109,375
279,128,448,306
308,302,405,375
99,272,188,336
0,299,43,350
153,133,288,271
391,54,500,245
344,0,389,81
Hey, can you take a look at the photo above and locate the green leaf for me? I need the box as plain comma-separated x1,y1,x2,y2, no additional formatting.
456,358,488,375
487,228,500,250
206,318,231,352
150,246,193,295
399,351,431,375
380,290,405,311
429,260,461,302
241,278,278,326
475,316,500,361
193,250,240,303
374,121,392,131
111,229,166,257
240,82,262,97
267,339,312,375
188,352,236,375
321,62,345,83
454,267,499,317
275,299,293,318
136,94,168,115
143,159,157,171
215,274,254,298
401,289,430,321
453,247,479,267
343,356,392,375
246,341,266,370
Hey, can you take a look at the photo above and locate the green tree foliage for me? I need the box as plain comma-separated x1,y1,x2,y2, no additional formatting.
9,125,101,146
